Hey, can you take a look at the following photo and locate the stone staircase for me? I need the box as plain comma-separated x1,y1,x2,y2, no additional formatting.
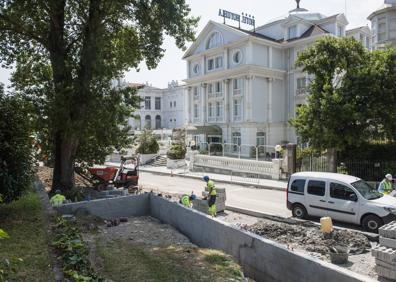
145,155,167,167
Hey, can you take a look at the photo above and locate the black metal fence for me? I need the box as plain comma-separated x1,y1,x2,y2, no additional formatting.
341,160,396,182
297,155,396,182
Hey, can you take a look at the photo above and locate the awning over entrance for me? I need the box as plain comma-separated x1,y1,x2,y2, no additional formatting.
184,125,222,136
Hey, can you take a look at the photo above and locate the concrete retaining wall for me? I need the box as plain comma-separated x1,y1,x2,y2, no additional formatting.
54,194,149,219
150,196,374,282
55,193,373,282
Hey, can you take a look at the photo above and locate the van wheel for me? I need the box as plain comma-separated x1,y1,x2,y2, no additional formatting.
362,215,383,233
292,204,307,219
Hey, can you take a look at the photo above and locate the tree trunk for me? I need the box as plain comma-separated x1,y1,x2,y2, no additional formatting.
327,148,337,173
52,133,79,192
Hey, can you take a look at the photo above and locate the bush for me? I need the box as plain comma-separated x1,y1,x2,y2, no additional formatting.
0,89,34,203
167,144,186,160
135,129,159,154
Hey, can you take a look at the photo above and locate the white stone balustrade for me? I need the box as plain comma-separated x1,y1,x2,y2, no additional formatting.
192,154,282,180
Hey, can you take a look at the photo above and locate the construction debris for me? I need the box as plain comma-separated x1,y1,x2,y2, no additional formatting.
372,221,396,281
242,220,371,257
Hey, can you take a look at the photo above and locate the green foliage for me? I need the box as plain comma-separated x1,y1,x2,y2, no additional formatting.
136,130,159,154
0,88,35,203
53,217,108,282
0,0,198,190
340,142,396,161
0,229,23,281
167,144,186,160
291,37,396,155
0,229,8,239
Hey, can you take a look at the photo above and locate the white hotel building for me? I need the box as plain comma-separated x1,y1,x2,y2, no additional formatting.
183,2,372,148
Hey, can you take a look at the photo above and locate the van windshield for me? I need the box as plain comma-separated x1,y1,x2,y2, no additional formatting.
351,180,383,200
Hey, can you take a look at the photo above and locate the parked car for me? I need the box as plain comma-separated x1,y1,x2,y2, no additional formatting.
286,172,396,233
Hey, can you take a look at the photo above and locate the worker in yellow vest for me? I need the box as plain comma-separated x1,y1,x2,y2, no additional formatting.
203,176,217,217
49,190,66,206
378,174,394,195
180,192,196,208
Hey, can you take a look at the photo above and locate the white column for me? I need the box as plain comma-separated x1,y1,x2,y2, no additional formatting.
224,79,230,123
269,46,273,68
245,76,253,122
268,78,273,123
201,83,207,123
224,48,229,69
187,87,192,123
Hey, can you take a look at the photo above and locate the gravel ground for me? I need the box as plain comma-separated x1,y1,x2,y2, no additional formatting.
218,211,378,279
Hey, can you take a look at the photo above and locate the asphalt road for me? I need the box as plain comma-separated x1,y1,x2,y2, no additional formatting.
140,171,290,217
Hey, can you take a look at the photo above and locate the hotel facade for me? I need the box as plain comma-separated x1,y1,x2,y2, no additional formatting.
182,2,374,148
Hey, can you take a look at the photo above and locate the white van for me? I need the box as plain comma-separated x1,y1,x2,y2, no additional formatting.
287,172,396,233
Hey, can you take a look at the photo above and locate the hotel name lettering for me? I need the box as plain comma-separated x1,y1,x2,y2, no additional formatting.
218,9,255,27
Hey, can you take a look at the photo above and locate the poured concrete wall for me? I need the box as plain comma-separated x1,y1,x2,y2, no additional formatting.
150,196,374,282
55,193,373,282
55,194,149,220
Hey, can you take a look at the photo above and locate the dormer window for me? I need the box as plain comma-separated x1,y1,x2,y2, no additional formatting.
288,25,297,39
206,31,223,49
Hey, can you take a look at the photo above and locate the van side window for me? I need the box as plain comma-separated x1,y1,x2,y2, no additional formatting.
307,180,325,196
330,183,356,200
290,179,305,194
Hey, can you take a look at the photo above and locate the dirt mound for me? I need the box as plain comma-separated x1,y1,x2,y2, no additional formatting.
243,221,371,257
37,166,91,191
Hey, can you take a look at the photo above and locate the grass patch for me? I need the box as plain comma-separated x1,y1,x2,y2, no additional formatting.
0,192,53,281
95,239,245,282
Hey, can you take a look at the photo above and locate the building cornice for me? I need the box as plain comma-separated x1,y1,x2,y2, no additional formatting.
183,65,286,84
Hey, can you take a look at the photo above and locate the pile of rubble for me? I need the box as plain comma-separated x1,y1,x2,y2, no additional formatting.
372,221,396,281
242,220,371,257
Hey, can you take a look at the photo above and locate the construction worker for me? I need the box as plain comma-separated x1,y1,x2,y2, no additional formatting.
378,174,394,195
180,191,196,208
203,176,217,217
49,190,66,206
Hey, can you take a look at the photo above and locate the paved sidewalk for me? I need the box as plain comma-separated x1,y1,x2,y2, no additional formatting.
137,165,287,191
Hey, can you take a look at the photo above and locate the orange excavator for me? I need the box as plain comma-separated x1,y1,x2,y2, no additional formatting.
75,156,139,193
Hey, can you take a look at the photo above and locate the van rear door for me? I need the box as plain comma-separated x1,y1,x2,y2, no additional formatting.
305,179,329,217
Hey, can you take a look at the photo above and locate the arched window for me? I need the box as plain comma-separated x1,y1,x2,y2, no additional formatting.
206,31,223,49
145,115,151,129
155,115,161,129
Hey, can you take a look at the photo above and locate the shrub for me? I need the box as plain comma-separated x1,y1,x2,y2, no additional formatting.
167,144,186,160
0,89,35,203
135,129,159,154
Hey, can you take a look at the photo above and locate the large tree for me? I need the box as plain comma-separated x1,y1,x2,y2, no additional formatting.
0,1,198,191
290,36,396,171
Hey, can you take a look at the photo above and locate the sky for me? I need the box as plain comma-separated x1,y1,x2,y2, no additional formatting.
0,0,384,89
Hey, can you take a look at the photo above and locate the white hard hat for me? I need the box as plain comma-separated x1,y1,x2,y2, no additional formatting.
386,174,393,180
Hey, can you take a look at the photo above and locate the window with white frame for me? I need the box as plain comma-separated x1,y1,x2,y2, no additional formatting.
144,96,151,110
193,63,200,75
288,25,297,39
173,101,176,107
215,81,222,93
208,56,223,71
232,131,241,152
170,101,172,108
378,17,387,42
233,50,242,64
194,104,198,119
337,25,344,37
296,77,307,95
193,86,199,97
155,97,161,110
215,56,223,68
208,83,213,94
208,102,214,117
216,101,223,118
207,32,222,49
233,99,241,120
256,131,266,146
233,78,242,95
